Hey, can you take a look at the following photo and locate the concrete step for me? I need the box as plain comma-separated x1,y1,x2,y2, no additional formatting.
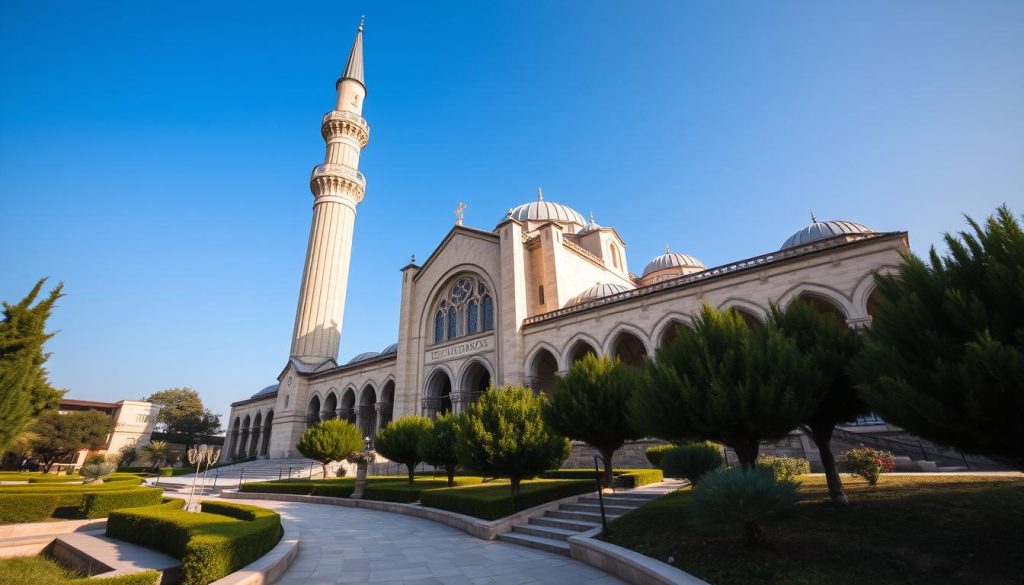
529,516,599,532
561,502,635,514
496,532,570,556
579,495,655,507
546,509,621,523
511,524,579,541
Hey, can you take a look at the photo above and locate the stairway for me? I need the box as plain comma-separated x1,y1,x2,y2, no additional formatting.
496,492,662,556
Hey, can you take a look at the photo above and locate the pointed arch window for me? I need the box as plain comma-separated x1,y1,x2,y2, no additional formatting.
431,275,495,344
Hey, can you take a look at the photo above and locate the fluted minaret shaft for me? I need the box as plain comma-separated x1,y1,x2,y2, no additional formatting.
290,23,369,364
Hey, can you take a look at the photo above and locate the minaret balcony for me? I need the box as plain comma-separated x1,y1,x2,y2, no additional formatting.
321,110,370,146
310,163,367,199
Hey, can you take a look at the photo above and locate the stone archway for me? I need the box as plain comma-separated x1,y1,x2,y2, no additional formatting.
460,361,492,407
260,411,273,457
322,391,338,420
359,385,377,439
239,415,251,456
306,396,320,428
379,380,395,429
657,319,690,349
528,348,559,396
340,389,357,425
229,417,242,459
610,330,647,367
566,340,598,367
424,370,452,419
249,412,262,458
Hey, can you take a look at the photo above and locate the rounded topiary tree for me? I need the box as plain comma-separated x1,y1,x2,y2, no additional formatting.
542,354,643,486
661,442,723,485
296,419,363,478
417,412,462,486
375,415,433,485
456,385,571,495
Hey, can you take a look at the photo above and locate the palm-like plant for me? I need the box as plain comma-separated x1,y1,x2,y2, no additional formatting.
139,440,171,472
80,461,116,483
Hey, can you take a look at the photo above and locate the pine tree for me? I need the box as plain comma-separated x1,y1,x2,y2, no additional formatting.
0,279,65,452
375,416,433,484
417,412,462,486
856,205,1024,470
769,300,865,505
543,354,643,486
631,304,821,468
296,419,363,478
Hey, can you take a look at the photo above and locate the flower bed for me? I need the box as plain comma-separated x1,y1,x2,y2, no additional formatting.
239,476,483,503
105,500,282,585
419,479,593,520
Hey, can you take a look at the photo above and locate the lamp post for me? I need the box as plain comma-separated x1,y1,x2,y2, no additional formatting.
349,436,374,500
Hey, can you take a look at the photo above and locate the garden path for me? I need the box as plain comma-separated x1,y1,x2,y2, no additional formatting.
224,496,624,585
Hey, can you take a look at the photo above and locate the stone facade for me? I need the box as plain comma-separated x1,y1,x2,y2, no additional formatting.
223,26,910,463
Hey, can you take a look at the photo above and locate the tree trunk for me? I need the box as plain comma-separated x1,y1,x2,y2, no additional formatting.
810,425,848,506
446,465,456,487
321,462,329,480
406,463,415,485
600,449,616,488
510,476,521,496
733,440,760,469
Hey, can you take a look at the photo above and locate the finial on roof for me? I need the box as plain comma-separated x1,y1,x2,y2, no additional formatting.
454,202,468,226
411,253,416,263
810,210,818,223
507,208,513,218
359,15,365,31
589,212,596,224
666,242,671,254
537,187,543,201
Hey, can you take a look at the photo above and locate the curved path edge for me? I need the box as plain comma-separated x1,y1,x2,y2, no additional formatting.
568,526,710,585
209,520,300,585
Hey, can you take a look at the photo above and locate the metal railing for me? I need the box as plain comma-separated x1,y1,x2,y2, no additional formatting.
321,110,370,134
309,163,366,188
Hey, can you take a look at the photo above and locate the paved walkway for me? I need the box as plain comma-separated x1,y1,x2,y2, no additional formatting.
226,497,624,585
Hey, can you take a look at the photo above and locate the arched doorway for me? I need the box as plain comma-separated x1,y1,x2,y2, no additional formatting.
322,392,338,420
260,411,273,457
379,381,395,429
340,389,356,425
729,307,763,328
461,361,491,407
305,396,320,429
249,412,262,458
566,340,597,367
611,331,647,367
359,385,377,439
239,415,251,457
229,417,241,459
424,370,452,418
796,292,848,321
528,348,559,396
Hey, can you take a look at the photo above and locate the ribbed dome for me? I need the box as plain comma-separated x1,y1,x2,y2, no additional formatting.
781,220,874,250
506,189,585,227
642,251,704,277
380,343,398,355
347,351,380,364
567,282,635,307
251,384,279,399
577,213,602,235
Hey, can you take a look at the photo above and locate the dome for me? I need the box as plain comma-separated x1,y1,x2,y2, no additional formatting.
380,343,398,355
577,213,602,235
642,251,705,278
567,282,635,307
505,189,585,228
347,351,380,364
251,384,279,399
781,219,874,250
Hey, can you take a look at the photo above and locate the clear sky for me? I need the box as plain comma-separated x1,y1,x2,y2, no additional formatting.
2,1,1022,423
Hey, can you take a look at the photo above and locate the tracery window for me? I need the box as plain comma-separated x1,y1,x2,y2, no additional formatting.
432,275,494,344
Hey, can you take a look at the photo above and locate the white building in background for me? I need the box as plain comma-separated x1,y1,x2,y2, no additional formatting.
223,24,909,464
57,399,160,467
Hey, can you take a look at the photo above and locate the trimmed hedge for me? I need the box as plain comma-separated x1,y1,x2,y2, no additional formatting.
420,479,593,520
106,500,282,585
756,455,811,481
240,476,483,503
539,468,664,488
67,570,161,585
644,445,674,468
0,484,163,522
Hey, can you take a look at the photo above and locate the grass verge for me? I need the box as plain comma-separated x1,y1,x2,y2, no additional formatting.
240,475,483,503
420,479,593,520
601,473,1024,585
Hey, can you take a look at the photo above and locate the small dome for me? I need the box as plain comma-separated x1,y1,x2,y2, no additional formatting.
567,282,635,307
380,343,398,355
504,188,585,228
577,213,602,235
642,251,704,278
251,384,279,399
781,219,874,250
347,351,380,364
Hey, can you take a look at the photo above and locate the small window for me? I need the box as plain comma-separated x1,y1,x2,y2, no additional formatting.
467,300,479,334
538,285,545,305
432,276,495,344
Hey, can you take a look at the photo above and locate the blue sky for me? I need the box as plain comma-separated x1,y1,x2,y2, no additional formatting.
2,1,1022,422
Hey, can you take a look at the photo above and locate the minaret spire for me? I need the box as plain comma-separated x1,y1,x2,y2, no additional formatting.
291,23,371,364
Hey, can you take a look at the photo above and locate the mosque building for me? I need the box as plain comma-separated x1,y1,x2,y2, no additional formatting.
222,24,909,464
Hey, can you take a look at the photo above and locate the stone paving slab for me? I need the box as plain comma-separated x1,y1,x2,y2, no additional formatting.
54,530,181,576
224,497,624,585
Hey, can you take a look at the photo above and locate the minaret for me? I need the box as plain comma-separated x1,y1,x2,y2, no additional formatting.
290,20,370,364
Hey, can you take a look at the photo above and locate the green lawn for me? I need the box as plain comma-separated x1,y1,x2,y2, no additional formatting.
0,555,81,585
602,474,1024,585
239,475,483,503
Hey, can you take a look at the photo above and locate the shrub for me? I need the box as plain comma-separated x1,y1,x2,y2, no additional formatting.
689,466,800,547
840,447,896,486
106,500,282,585
662,442,723,484
81,487,164,518
645,444,675,468
81,461,117,483
420,479,593,520
0,492,60,522
756,455,810,481
239,476,483,503
456,385,571,495
417,412,461,486
297,418,364,478
375,416,433,485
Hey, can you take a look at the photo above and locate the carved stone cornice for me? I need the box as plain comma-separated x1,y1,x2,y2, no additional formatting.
321,111,370,147
310,163,366,202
